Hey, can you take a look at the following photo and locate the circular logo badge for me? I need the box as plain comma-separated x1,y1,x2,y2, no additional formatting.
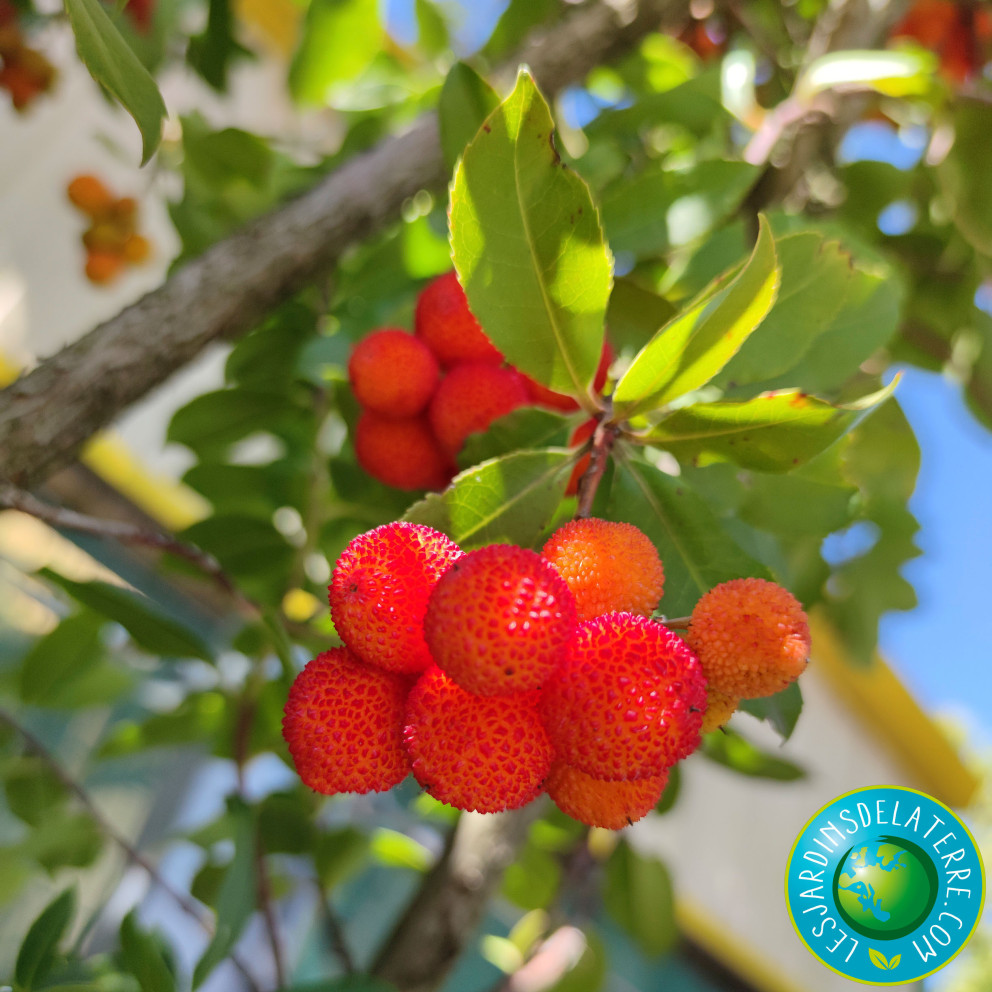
786,786,986,984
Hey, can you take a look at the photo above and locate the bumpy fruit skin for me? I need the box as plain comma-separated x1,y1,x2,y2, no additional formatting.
546,760,668,830
404,667,554,813
283,647,411,794
415,271,503,367
428,363,529,455
543,518,664,621
354,412,454,491
329,522,462,674
687,577,810,699
541,612,706,780
349,329,440,418
700,688,738,734
424,544,577,696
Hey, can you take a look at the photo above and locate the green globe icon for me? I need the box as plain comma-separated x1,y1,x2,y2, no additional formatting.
833,836,939,940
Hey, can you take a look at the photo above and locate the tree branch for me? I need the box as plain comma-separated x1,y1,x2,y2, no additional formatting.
0,0,691,491
370,804,542,992
0,481,259,617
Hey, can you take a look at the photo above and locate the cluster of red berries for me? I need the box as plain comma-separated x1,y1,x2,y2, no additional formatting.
0,1,55,112
66,175,152,285
283,517,810,830
349,271,611,492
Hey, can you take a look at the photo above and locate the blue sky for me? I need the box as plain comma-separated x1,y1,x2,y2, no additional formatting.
879,367,992,747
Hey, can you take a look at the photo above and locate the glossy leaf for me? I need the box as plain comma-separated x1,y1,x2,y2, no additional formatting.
289,0,382,105
120,911,176,992
701,730,805,780
604,842,676,957
612,216,779,419
438,62,500,172
609,457,771,619
715,233,853,387
192,798,256,987
739,682,803,741
458,407,570,468
167,388,291,458
64,0,167,164
751,254,902,396
605,278,676,354
404,449,572,549
15,887,75,990
42,570,213,662
601,159,759,260
635,380,899,473
450,70,611,400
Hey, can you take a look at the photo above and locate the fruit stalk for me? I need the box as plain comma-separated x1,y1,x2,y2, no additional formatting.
575,402,618,519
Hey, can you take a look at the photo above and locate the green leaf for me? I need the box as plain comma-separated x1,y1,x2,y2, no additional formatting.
604,842,676,957
701,729,805,780
502,840,561,910
438,62,500,172
749,253,903,396
314,828,370,890
193,798,256,988
19,813,103,872
63,0,167,164
186,0,246,91
167,388,290,458
938,99,992,255
458,407,570,468
370,828,432,871
18,612,104,705
613,216,779,418
4,758,68,827
99,691,227,757
797,49,936,102
610,456,771,619
289,0,382,105
738,682,803,741
715,233,853,387
415,0,448,55
635,380,898,473
605,278,677,354
119,911,176,992
738,472,857,539
451,69,612,400
41,571,213,662
15,887,76,990
404,449,572,549
601,159,759,260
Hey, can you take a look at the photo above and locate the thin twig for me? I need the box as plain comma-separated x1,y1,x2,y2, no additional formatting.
0,706,262,992
0,482,260,618
575,402,618,519
317,883,358,975
232,676,287,989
